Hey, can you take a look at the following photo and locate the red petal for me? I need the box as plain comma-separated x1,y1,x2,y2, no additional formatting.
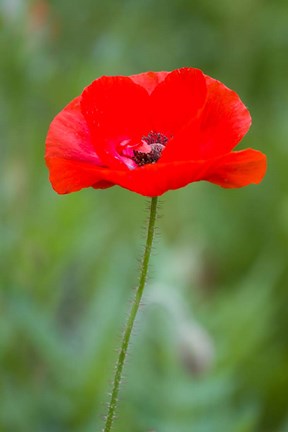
45,156,208,197
99,150,266,196
45,157,114,194
149,68,207,137
204,149,267,188
45,97,103,165
46,149,266,196
45,97,114,194
130,71,169,94
161,75,251,162
200,76,252,157
80,76,150,169
99,161,209,197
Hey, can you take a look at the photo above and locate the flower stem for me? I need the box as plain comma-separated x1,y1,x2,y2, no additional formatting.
103,197,158,432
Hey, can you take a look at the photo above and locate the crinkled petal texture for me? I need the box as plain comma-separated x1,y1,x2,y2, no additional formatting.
45,67,267,196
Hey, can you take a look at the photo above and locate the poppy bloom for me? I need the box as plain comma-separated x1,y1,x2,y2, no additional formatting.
45,67,266,196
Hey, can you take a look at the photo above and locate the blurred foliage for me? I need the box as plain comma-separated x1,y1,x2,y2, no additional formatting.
1,0,288,431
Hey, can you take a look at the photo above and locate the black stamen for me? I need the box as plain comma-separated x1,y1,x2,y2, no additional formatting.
133,132,169,167
133,144,165,166
142,131,168,146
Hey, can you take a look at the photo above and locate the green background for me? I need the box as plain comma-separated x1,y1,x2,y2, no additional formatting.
1,0,288,431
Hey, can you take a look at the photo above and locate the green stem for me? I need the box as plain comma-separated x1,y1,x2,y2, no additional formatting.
103,197,158,432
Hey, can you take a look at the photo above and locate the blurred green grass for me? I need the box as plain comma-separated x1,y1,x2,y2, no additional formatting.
1,0,288,431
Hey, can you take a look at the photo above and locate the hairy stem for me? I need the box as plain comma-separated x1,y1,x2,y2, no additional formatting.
103,197,158,432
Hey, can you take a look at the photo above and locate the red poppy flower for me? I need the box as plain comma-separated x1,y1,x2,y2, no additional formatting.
45,67,266,196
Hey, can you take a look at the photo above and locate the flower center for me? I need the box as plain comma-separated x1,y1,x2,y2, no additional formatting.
132,131,168,167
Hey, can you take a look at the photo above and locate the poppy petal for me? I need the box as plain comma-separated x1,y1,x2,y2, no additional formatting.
149,67,207,137
160,76,252,162
197,76,252,158
99,149,266,196
80,76,150,169
130,71,169,94
45,97,103,165
204,149,267,188
99,160,209,197
45,157,114,194
46,149,266,196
